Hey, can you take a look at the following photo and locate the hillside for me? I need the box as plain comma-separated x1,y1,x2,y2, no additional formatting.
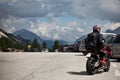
0,28,24,51
13,29,44,44
106,27,120,34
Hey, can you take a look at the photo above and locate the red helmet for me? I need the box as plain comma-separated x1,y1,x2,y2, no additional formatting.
93,25,101,32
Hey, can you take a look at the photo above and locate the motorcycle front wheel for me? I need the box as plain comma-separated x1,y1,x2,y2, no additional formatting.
86,58,97,75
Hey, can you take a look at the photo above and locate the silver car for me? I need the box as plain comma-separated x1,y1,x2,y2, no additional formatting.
108,34,120,61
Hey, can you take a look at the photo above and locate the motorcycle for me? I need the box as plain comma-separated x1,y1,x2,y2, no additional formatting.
86,46,111,75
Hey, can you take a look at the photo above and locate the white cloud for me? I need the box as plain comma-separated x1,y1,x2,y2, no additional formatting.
30,21,84,43
0,0,14,3
0,0,120,22
0,15,83,43
0,16,31,33
1,15,120,43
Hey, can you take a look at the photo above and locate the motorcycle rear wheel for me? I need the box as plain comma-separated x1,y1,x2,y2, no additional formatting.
103,59,110,72
86,58,97,75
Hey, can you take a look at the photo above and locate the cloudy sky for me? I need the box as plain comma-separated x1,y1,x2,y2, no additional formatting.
0,0,120,43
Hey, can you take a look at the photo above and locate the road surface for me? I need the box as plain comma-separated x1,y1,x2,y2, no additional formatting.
0,52,120,80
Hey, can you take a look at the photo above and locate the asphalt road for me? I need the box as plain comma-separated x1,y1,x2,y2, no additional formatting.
0,52,120,80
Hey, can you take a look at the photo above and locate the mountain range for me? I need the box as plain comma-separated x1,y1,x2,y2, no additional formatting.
13,29,44,44
106,27,120,34
0,28,68,48
2,26,119,49
13,29,68,47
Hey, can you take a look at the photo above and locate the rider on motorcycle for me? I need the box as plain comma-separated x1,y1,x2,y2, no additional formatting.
85,25,109,64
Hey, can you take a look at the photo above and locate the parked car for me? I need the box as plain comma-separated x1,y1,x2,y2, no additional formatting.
60,44,74,52
30,48,39,52
78,33,116,55
108,33,120,61
74,35,87,52
66,44,75,52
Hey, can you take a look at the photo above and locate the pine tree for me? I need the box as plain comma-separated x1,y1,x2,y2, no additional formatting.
32,38,41,51
52,40,60,52
42,41,47,49
1,37,6,51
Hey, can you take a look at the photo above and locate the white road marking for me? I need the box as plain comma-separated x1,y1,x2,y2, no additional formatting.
111,63,117,68
115,70,120,77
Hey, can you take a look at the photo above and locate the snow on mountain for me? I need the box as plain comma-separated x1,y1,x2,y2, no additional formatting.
30,21,84,44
